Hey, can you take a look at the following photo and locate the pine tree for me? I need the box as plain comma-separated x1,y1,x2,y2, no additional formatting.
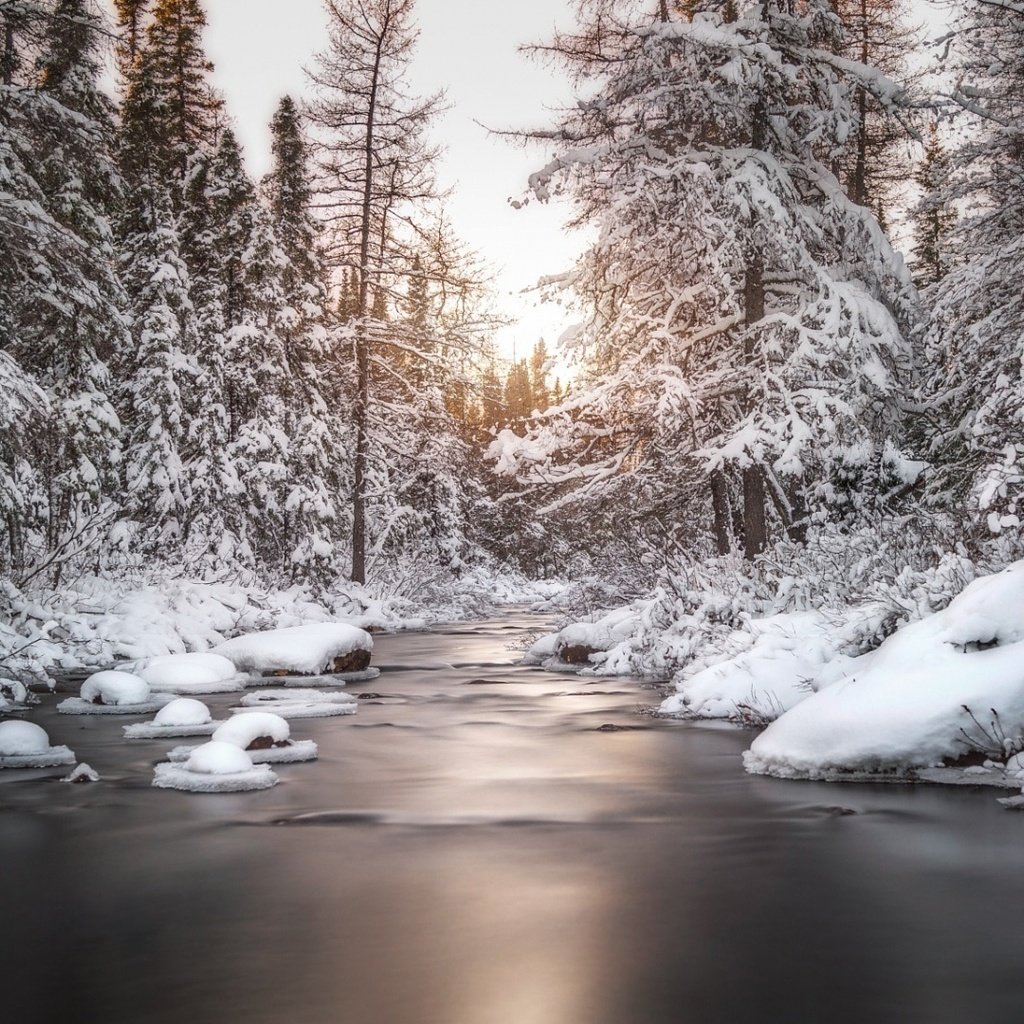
139,0,222,182
919,4,1024,539
493,0,918,560
0,0,126,575
911,122,955,289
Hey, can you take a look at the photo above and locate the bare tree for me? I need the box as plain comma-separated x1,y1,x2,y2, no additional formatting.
307,0,444,584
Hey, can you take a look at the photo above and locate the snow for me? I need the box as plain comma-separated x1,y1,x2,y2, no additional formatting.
155,697,213,727
0,720,52,756
234,688,358,719
80,670,151,706
660,611,865,722
0,720,75,769
152,759,278,794
522,632,559,665
123,698,221,739
59,670,172,715
744,562,1024,780
213,622,372,676
186,741,257,775
212,711,291,749
129,653,245,694
61,763,100,783
151,740,279,793
167,737,318,765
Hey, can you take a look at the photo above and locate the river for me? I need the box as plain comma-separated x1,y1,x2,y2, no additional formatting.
2,611,1023,1023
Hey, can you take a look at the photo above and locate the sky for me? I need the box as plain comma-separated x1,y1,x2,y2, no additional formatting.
194,0,586,366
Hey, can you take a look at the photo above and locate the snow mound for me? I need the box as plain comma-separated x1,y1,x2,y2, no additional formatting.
522,633,558,665
186,741,256,775
660,611,862,722
152,760,278,793
152,741,279,793
62,763,100,783
155,697,213,727
214,623,372,676
0,721,75,769
167,738,318,765
81,670,151,706
130,653,245,694
744,562,1024,779
123,698,221,739
234,688,358,720
213,712,291,748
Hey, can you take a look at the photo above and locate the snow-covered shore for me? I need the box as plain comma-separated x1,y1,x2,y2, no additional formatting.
0,569,564,704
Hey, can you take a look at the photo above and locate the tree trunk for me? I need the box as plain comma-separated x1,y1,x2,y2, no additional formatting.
742,77,769,560
350,38,384,586
710,470,732,555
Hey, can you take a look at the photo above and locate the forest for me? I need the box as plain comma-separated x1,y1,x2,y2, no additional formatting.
1,0,1023,775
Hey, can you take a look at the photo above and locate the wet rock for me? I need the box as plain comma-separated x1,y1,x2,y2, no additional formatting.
332,649,372,674
558,643,598,665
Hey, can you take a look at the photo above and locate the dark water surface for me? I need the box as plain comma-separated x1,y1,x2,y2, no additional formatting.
3,612,1024,1024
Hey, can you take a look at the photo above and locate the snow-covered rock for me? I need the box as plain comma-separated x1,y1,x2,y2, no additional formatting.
61,763,100,783
167,712,318,765
82,671,150,705
744,562,1024,780
152,741,278,793
233,688,358,720
129,653,245,694
522,632,558,665
0,720,75,769
58,670,172,715
122,698,222,739
214,622,373,677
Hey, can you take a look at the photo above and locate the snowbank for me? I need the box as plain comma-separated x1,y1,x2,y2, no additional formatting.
744,562,1024,779
0,721,75,769
214,623,372,676
660,610,876,722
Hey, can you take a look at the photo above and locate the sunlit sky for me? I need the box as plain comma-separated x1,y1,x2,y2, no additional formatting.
163,0,588,365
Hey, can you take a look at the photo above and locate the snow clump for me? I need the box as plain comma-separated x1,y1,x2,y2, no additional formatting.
152,740,278,793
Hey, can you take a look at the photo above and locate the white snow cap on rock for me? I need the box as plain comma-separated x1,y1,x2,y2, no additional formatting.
154,697,212,727
130,653,244,693
744,561,1024,779
186,741,255,775
0,720,52,756
0,720,75,768
213,712,290,749
81,670,151,706
152,742,278,793
61,763,100,783
214,622,372,676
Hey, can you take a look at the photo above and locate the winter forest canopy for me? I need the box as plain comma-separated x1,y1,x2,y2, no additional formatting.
2,0,1024,707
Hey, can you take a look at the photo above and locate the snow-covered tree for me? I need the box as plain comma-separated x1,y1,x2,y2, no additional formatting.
308,0,490,584
0,0,126,576
920,2,1024,542
493,0,918,559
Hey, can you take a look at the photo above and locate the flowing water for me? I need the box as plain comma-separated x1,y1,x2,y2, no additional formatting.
3,612,1024,1024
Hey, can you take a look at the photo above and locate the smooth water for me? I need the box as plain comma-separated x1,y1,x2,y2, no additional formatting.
3,613,1024,1024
